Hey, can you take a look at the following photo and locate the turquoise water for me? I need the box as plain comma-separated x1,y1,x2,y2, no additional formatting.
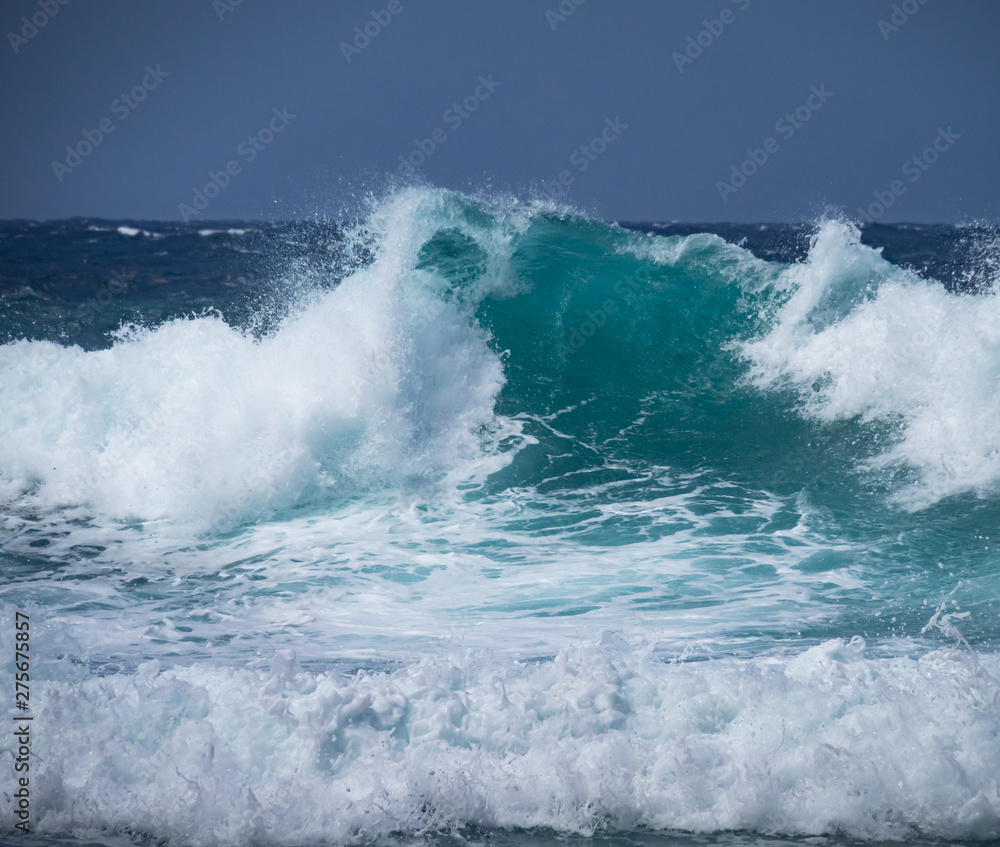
1,188,999,844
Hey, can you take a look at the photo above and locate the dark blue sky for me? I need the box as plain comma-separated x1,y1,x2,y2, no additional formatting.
2,0,997,223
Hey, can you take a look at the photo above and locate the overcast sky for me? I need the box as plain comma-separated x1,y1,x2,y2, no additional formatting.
2,0,997,223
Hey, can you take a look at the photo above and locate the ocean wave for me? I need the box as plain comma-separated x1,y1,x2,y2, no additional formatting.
4,190,1000,527
742,219,1000,508
2,622,997,844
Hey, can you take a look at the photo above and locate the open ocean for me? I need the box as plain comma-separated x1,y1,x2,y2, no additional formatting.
2,187,999,846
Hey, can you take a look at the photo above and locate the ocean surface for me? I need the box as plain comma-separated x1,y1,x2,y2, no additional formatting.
1,187,999,846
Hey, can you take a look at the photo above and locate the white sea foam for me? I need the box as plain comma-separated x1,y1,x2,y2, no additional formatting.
2,617,997,844
117,226,164,239
742,220,1000,508
0,191,516,530
0,475,861,663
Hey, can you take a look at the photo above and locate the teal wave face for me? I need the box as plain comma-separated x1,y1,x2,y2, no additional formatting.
408,199,883,505
481,215,787,488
